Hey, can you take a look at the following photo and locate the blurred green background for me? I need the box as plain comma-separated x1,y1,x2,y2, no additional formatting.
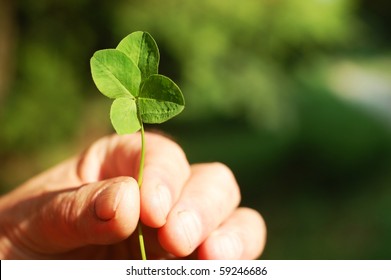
1,0,391,259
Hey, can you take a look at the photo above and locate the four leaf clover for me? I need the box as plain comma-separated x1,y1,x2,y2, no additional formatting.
90,31,185,260
90,31,185,135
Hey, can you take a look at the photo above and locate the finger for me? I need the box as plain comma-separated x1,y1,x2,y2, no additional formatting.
197,207,267,260
140,133,191,228
75,133,191,228
76,134,141,182
13,176,139,255
158,162,241,257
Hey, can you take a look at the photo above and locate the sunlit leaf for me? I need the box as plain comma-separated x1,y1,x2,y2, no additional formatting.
116,31,159,81
90,49,141,99
91,31,184,135
138,74,185,123
110,97,141,134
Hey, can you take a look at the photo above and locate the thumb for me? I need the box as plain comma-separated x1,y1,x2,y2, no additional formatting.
22,176,140,254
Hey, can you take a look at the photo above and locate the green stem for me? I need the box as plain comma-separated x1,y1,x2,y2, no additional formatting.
137,123,147,260
138,123,146,187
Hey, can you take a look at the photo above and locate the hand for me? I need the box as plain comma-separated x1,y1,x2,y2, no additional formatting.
0,132,266,259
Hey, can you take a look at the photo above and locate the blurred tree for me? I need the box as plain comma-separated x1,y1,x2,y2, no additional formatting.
112,0,358,130
0,0,16,102
0,0,362,155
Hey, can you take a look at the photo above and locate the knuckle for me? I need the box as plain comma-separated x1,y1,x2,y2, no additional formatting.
209,162,241,204
147,132,191,176
210,162,234,179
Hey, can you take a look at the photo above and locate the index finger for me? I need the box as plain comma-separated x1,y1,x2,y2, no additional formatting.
140,132,191,227
76,132,191,227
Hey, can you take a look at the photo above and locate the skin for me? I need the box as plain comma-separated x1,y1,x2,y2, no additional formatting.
0,132,266,259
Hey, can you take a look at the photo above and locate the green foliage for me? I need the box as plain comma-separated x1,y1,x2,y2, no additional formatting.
138,74,185,124
0,43,82,152
116,32,159,81
112,0,358,129
0,0,362,155
90,31,184,135
110,98,140,134
91,49,141,99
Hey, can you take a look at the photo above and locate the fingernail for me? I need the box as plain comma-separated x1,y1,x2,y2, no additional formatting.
178,210,202,251
94,182,125,221
213,232,243,259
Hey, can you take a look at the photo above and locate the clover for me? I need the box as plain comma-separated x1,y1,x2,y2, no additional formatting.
90,31,185,260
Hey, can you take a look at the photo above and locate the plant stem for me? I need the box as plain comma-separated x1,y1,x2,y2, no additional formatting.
137,123,147,260
137,222,146,260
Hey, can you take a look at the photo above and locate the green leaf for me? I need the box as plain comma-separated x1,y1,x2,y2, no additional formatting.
116,31,159,81
90,49,141,99
110,98,141,134
138,74,185,123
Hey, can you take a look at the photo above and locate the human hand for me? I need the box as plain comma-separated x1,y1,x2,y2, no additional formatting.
0,132,266,259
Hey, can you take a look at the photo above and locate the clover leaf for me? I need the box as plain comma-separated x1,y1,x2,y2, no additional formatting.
90,31,185,260
90,31,185,135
